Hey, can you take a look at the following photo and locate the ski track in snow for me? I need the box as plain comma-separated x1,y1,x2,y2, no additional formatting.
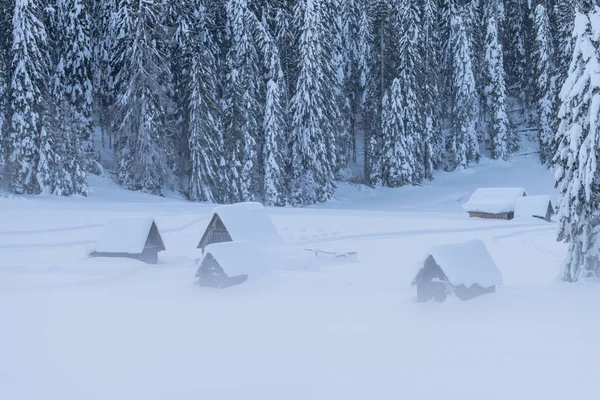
298,222,556,246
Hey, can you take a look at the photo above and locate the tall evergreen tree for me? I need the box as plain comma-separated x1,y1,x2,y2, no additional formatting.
8,0,56,194
532,3,556,164
447,7,479,171
111,0,174,194
222,0,261,202
393,0,423,184
290,0,337,205
484,15,511,160
379,79,414,187
0,0,12,183
554,6,600,281
421,0,443,176
183,0,226,203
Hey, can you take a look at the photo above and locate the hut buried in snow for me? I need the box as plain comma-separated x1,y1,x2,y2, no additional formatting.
514,195,554,222
195,241,270,288
413,240,503,302
197,202,285,251
91,217,165,264
462,187,527,220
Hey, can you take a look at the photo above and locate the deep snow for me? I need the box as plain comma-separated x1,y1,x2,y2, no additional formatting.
1,152,598,400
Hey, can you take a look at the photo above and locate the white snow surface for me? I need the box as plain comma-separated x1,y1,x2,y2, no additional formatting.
1,152,598,400
200,241,270,278
515,195,553,219
462,187,527,214
425,239,503,287
212,201,286,244
94,216,160,254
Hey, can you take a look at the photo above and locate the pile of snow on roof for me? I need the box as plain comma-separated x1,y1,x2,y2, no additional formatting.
425,240,503,288
514,195,552,219
462,187,527,214
212,202,286,244
95,217,162,254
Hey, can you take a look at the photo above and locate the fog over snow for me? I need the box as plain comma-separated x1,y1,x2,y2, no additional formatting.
1,149,598,400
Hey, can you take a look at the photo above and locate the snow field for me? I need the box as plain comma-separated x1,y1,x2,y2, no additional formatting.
0,155,598,400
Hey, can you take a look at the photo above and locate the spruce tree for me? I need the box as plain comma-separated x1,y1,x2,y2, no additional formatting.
290,0,336,205
379,79,415,187
222,0,261,202
554,6,600,281
249,12,288,206
422,0,443,176
484,15,511,160
447,7,479,171
111,0,174,194
9,0,54,194
184,0,226,203
532,3,556,164
394,0,423,184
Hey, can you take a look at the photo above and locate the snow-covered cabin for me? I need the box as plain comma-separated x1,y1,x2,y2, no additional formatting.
197,202,285,251
91,217,165,264
413,240,503,302
462,187,527,220
194,241,270,288
514,195,554,222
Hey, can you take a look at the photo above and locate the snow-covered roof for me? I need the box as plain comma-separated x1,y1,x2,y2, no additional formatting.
95,217,164,254
200,241,271,277
462,187,527,214
514,195,553,219
211,202,286,244
424,240,503,287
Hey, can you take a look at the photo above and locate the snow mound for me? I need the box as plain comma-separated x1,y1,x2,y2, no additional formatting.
462,187,527,214
200,241,271,278
213,202,286,244
94,217,160,254
425,240,503,287
514,195,553,219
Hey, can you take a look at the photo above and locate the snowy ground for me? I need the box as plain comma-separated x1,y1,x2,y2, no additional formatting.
1,152,598,400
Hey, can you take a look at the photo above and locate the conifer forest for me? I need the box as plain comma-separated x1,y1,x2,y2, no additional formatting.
0,0,597,213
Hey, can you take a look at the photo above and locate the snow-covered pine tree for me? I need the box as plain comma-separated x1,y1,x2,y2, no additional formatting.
554,6,600,281
326,0,351,172
0,0,11,183
421,0,443,176
532,3,556,164
553,0,577,84
290,0,337,205
52,0,92,195
184,0,227,203
393,0,423,184
248,11,288,206
379,79,414,187
222,0,261,203
484,15,511,160
448,7,479,171
9,0,57,194
504,0,532,122
111,0,174,194
356,0,375,180
91,0,115,149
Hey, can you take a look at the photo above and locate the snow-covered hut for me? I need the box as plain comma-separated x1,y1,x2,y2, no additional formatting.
197,202,285,251
413,240,503,302
195,241,270,288
91,217,165,264
462,187,527,220
514,195,554,222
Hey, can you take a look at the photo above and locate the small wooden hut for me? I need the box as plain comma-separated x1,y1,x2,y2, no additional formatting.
462,187,527,220
514,195,554,222
195,241,269,288
91,217,165,264
197,202,285,252
413,240,503,302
